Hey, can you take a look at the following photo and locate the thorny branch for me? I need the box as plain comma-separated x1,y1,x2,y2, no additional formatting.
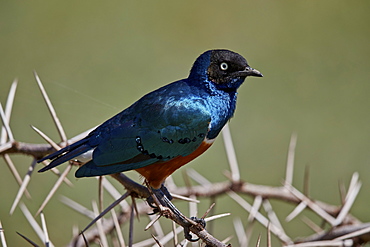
1,75,370,246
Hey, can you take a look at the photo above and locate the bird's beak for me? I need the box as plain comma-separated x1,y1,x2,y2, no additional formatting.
241,66,263,77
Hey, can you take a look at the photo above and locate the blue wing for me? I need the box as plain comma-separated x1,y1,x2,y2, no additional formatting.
38,81,211,177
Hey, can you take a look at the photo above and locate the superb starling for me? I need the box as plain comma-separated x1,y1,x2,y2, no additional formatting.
38,49,262,239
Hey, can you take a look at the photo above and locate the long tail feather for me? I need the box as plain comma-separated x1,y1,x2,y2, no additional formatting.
38,138,92,172
38,138,89,162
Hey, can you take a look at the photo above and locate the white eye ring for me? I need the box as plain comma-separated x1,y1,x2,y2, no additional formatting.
220,62,228,71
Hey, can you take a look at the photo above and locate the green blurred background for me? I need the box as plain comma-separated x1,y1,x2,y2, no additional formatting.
1,1,369,246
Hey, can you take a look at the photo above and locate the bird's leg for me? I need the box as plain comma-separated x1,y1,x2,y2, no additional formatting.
147,185,183,218
146,184,206,242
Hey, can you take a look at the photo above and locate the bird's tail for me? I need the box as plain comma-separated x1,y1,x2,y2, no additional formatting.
38,138,92,172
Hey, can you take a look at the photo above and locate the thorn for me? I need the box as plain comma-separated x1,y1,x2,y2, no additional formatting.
81,191,130,233
233,217,245,246
285,132,297,186
267,223,271,247
110,209,126,247
16,232,39,247
301,216,322,233
145,214,161,231
248,196,263,222
128,203,135,247
99,176,130,211
91,201,108,247
0,221,7,247
346,172,359,202
59,195,95,219
204,212,231,222
221,235,234,245
284,183,336,226
0,103,14,142
255,234,261,247
338,179,346,205
188,194,198,221
3,154,32,199
333,173,362,226
222,123,240,182
285,201,307,222
172,221,178,246
0,78,17,144
19,202,54,246
10,159,37,215
228,191,292,244
303,165,310,196
34,71,67,143
130,196,140,222
31,125,60,151
202,202,216,219
98,176,104,213
263,199,284,231
151,234,164,247
35,164,73,216
171,193,200,203
149,212,165,238
40,212,50,246
38,159,74,187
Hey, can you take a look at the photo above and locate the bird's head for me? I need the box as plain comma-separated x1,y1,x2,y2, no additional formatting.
189,49,263,91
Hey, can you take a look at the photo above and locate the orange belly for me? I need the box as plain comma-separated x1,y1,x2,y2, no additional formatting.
135,140,213,188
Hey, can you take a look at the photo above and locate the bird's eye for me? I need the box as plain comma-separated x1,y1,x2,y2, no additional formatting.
220,62,228,71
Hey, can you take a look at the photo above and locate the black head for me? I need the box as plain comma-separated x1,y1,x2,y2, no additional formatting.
189,49,262,91
208,50,262,87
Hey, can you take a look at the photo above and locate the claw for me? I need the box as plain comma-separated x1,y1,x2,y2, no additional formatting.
146,184,206,243
184,225,200,242
183,217,206,241
190,216,206,228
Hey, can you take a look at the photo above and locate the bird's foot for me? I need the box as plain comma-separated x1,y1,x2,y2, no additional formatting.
147,184,172,212
146,185,206,242
183,216,206,242
147,185,180,217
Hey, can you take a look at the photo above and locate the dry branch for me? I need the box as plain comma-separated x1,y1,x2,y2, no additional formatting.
1,76,369,247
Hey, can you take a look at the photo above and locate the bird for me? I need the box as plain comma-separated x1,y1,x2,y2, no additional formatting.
38,49,262,238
